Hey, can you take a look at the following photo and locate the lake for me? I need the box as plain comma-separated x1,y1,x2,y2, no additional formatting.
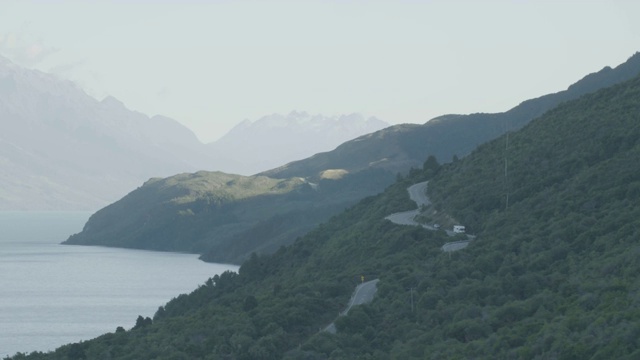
0,212,238,357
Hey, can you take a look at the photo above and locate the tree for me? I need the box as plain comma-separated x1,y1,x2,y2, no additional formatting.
423,155,441,177
133,315,152,329
243,295,258,311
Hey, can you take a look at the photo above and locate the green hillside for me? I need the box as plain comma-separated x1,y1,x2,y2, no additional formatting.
64,171,306,252
64,53,640,265
11,67,640,358
64,169,395,264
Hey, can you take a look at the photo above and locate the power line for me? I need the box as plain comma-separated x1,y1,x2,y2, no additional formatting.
504,118,510,211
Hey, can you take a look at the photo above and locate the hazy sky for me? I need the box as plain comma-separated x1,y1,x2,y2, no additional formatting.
1,0,639,143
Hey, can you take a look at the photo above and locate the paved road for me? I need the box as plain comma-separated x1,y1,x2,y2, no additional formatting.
384,209,421,226
385,181,437,230
441,240,470,252
407,181,430,207
384,181,429,227
324,279,380,334
343,279,380,315
385,181,474,251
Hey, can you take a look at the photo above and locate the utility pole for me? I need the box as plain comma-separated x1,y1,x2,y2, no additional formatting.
504,118,510,211
410,287,414,313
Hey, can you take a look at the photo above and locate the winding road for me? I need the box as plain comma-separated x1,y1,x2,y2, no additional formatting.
385,181,473,251
384,182,436,229
324,181,474,334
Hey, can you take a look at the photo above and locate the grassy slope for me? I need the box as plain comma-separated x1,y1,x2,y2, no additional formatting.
64,171,308,252
13,71,640,359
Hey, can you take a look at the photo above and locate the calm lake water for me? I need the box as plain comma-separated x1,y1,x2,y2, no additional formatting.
0,212,238,357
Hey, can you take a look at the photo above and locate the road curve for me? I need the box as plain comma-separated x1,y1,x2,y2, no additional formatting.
385,181,437,230
385,181,473,251
324,279,380,334
442,240,470,252
343,279,380,315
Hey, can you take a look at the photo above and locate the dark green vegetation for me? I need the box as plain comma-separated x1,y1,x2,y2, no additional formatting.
12,63,640,359
65,53,640,265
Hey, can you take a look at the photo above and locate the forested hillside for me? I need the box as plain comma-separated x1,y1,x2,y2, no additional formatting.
63,53,640,265
10,66,640,358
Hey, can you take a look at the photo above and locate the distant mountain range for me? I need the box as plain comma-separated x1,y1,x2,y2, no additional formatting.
0,56,211,210
0,55,384,210
207,112,388,175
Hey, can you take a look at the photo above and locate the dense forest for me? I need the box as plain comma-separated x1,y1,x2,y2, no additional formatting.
8,73,640,359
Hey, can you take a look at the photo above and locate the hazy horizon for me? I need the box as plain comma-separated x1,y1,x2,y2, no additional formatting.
2,1,639,143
